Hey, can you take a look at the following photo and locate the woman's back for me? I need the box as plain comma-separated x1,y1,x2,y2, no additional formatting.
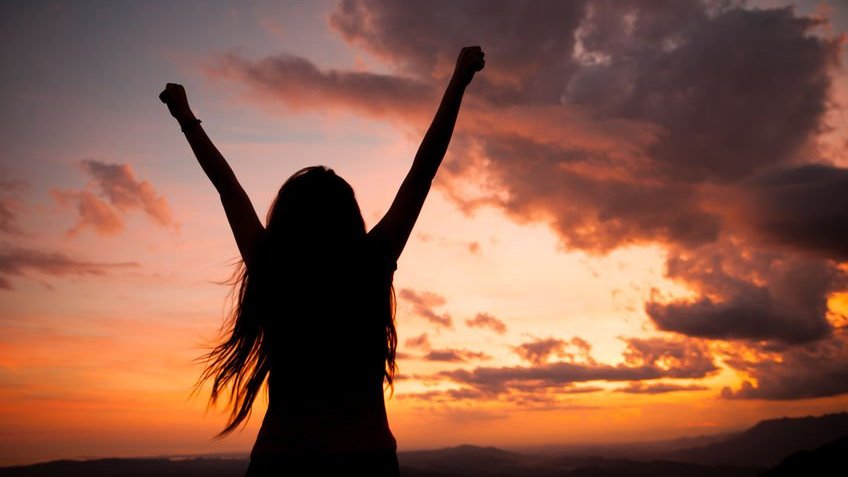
250,232,398,456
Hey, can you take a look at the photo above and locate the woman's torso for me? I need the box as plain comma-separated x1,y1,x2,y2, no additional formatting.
250,372,396,456
250,235,397,458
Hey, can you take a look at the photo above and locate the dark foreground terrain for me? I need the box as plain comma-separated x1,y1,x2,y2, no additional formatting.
1,412,845,477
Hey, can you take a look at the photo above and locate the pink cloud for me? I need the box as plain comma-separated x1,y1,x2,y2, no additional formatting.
0,245,139,290
0,178,26,235
51,189,123,237
52,160,177,236
398,288,453,327
465,312,507,334
404,333,431,350
513,336,596,365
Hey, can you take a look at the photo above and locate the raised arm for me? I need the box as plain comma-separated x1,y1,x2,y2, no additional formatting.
159,83,264,269
369,46,485,262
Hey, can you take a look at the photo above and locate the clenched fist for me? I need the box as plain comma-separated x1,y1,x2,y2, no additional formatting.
453,46,485,86
159,83,193,122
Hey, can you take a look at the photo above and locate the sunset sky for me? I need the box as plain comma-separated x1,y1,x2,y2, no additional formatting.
3,0,848,467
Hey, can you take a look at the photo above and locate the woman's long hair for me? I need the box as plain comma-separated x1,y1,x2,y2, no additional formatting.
191,166,398,439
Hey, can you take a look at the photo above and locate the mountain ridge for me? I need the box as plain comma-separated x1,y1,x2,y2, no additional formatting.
1,411,845,476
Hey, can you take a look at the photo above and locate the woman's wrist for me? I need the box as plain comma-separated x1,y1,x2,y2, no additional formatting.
448,72,470,91
172,106,195,122
175,111,200,130
179,117,202,133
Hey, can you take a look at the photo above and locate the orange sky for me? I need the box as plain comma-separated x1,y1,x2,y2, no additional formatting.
2,0,848,467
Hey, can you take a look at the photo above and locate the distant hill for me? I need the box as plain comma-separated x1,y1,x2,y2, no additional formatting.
0,457,247,477
666,412,848,467
760,435,848,477
0,447,762,477
398,445,760,477
1,411,844,476
399,444,535,475
508,432,733,460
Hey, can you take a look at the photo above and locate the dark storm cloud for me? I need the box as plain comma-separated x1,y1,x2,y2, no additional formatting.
330,0,587,99
568,3,838,182
645,241,844,344
725,164,848,261
721,331,848,399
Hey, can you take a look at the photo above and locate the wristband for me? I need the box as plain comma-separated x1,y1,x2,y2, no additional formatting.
180,118,202,132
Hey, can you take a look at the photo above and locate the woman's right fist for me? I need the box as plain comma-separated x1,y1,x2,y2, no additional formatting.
453,46,485,86
159,83,192,120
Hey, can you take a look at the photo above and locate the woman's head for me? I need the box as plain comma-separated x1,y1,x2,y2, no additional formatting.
265,166,366,253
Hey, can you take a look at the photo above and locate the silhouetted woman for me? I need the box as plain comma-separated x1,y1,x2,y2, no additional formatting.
159,46,484,476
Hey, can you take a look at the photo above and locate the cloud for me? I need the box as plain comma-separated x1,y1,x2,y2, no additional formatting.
620,336,718,376
52,160,177,236
398,288,453,327
397,385,602,409
0,245,140,289
210,2,846,253
471,5,835,251
396,335,712,407
0,198,16,234
465,312,507,334
721,165,848,261
721,331,848,400
569,4,837,182
51,189,123,236
513,336,596,365
402,334,491,363
81,160,175,227
396,387,489,402
438,336,716,395
209,1,846,253
645,240,845,344
202,50,435,121
439,361,668,396
423,348,491,363
512,337,567,365
329,0,588,91
404,333,431,349
0,178,26,235
616,382,709,394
